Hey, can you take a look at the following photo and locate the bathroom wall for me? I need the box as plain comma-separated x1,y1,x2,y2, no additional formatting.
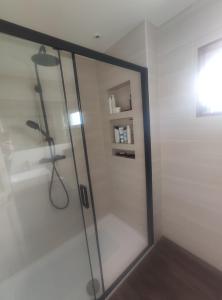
96,60,148,240
106,0,222,271
157,0,222,270
75,54,148,240
107,22,147,67
107,21,162,241
145,21,161,241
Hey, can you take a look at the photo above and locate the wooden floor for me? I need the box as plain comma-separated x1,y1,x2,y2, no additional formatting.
109,238,222,300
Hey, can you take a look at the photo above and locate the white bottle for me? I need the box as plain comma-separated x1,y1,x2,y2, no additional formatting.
123,127,128,143
114,127,120,144
108,96,113,114
111,95,116,112
127,125,131,144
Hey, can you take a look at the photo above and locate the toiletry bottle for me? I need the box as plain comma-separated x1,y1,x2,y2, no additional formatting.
114,126,120,144
108,96,113,114
127,125,131,144
123,127,128,143
119,127,124,143
111,95,116,112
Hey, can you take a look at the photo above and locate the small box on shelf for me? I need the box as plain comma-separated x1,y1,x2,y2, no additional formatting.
114,125,132,144
110,118,134,145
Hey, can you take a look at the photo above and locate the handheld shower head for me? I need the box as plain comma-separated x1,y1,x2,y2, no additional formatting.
26,120,40,130
26,120,53,142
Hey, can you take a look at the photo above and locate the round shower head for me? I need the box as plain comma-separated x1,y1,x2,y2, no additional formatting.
31,45,59,66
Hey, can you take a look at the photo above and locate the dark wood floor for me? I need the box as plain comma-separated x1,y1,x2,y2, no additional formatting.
109,238,222,300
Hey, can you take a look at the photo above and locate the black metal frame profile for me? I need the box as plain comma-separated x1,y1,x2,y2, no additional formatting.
0,19,154,299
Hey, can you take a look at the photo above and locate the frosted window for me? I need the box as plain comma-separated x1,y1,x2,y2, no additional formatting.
197,39,222,116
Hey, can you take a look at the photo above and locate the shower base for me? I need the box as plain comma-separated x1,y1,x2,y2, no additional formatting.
0,213,147,300
94,214,147,289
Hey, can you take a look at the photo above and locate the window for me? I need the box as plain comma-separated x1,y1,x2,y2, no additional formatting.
197,39,222,116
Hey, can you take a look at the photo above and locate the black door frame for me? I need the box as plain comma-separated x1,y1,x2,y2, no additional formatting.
0,19,154,299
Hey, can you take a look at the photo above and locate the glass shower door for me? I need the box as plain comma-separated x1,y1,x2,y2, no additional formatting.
74,54,149,290
60,51,105,297
0,33,102,300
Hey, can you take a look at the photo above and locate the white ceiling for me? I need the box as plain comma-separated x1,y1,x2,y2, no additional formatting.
0,0,201,51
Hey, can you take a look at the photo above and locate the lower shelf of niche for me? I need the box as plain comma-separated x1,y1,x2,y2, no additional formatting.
111,143,135,151
112,149,135,160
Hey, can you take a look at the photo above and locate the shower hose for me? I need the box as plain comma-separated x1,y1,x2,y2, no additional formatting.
48,137,70,210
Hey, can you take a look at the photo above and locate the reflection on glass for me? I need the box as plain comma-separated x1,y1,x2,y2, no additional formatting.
70,111,81,127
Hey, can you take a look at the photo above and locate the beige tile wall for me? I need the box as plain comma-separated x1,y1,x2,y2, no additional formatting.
108,21,162,242
75,54,149,241
107,1,222,271
145,21,161,240
96,61,148,240
157,0,222,270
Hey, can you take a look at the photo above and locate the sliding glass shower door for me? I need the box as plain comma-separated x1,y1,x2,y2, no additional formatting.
74,54,149,290
0,33,102,300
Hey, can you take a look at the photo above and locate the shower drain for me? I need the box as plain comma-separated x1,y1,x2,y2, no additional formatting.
86,278,100,296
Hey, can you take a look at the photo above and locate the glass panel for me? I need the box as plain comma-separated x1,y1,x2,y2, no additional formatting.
60,51,104,298
75,54,149,289
0,33,97,300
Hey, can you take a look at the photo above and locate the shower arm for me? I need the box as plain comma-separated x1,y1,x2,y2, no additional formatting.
34,63,51,141
33,63,56,163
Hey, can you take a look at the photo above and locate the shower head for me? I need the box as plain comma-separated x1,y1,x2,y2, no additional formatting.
26,120,53,142
31,45,59,67
26,120,40,130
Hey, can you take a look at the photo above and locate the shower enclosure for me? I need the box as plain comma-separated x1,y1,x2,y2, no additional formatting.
0,20,153,300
